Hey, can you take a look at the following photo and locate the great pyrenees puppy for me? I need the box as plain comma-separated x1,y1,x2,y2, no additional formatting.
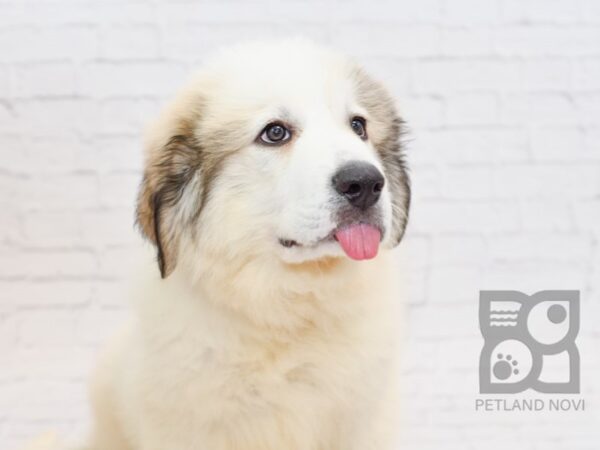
32,39,411,450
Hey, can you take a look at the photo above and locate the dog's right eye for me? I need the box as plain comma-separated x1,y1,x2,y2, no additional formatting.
257,122,291,146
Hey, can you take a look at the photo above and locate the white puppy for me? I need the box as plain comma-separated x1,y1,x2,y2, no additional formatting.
67,39,409,450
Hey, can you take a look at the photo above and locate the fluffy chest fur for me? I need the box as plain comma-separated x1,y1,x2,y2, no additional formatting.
96,253,400,450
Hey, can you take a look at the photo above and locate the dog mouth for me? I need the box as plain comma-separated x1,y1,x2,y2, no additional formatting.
278,222,383,261
279,238,301,248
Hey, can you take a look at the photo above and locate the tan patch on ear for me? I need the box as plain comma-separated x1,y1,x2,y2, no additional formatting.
136,176,155,244
135,81,244,277
136,135,203,278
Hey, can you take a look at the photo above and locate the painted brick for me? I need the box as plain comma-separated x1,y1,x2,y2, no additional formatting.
14,63,78,98
0,26,98,63
1,2,600,449
100,25,160,60
80,62,187,98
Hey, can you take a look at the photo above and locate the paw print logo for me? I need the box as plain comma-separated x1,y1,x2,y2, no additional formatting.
487,339,531,385
479,291,580,394
493,353,519,380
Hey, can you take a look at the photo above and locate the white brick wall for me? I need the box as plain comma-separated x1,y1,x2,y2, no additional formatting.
1,1,599,449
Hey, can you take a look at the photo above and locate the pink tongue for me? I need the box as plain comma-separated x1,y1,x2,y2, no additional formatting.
334,224,381,261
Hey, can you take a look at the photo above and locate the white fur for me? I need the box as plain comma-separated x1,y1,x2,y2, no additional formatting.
25,40,408,450
86,248,403,450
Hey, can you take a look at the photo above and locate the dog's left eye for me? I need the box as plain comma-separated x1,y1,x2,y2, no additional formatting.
258,122,291,146
350,116,367,140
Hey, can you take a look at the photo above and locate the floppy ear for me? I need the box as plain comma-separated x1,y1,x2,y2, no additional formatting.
378,116,411,246
351,67,411,246
136,135,203,278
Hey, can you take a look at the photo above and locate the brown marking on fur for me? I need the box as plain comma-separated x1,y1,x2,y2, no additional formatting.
136,134,204,277
351,67,411,246
136,87,253,278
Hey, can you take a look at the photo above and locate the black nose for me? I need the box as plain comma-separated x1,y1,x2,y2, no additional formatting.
332,161,385,210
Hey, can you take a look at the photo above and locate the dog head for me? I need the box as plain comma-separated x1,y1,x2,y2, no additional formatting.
137,40,410,278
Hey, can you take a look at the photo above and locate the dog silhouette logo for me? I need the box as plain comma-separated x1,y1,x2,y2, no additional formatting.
479,290,580,394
